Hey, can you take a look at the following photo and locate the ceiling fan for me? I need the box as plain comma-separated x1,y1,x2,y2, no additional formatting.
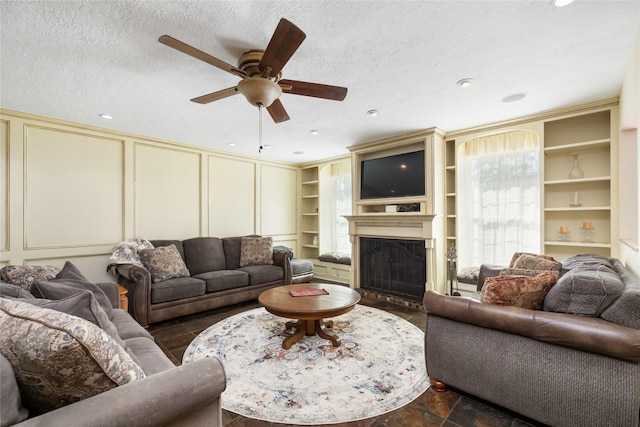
159,18,348,123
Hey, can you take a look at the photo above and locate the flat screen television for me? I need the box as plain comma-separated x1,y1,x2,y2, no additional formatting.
360,150,425,199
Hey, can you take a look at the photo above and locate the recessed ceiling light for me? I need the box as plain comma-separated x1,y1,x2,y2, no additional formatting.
552,0,575,7
310,129,318,135
228,143,236,147
263,145,271,149
502,93,527,103
293,151,304,155
456,78,473,88
99,114,113,120
366,109,379,117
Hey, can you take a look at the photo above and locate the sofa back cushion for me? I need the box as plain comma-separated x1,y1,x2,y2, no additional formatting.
0,298,145,415
543,263,624,316
149,240,186,262
600,259,640,329
222,237,243,269
183,237,226,275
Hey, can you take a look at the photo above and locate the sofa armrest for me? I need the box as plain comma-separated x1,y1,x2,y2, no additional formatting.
116,264,152,327
273,249,294,284
15,357,226,427
423,290,640,362
476,263,505,291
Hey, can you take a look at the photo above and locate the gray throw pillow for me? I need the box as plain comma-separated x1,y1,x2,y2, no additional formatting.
543,264,624,316
0,282,35,300
32,262,113,318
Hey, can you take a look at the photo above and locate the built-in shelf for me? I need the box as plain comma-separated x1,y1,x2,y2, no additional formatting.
300,166,320,259
544,241,612,248
544,176,610,185
544,206,611,212
543,138,610,155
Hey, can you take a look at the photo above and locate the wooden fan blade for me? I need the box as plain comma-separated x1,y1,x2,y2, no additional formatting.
267,99,290,123
159,35,246,78
258,19,306,77
279,79,347,101
191,87,239,104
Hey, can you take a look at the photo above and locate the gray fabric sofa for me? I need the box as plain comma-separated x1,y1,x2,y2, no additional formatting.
0,278,226,427
116,236,295,327
423,254,640,427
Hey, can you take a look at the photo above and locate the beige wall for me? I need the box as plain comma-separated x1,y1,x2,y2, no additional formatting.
0,110,299,282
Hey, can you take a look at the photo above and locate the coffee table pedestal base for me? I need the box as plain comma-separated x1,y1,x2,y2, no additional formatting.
283,319,339,349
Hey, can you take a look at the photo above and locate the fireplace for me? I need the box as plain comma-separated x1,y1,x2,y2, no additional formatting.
359,237,426,300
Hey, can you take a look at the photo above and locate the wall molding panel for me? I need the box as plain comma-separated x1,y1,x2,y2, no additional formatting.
0,109,300,283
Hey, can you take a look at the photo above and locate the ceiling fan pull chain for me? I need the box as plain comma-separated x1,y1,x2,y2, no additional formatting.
258,104,263,153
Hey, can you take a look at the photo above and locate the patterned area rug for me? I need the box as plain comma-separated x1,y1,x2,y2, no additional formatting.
182,305,430,425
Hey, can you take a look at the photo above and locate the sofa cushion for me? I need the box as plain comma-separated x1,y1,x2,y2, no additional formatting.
183,237,226,275
480,270,559,310
238,264,284,285
0,354,28,426
222,237,243,269
543,264,624,316
561,253,613,271
33,261,114,318
149,240,186,262
139,244,191,283
600,259,640,329
194,270,249,292
109,308,153,340
512,253,562,272
0,281,35,299
239,236,274,267
291,258,314,275
499,268,549,277
0,265,60,291
150,276,206,304
0,298,145,415
123,336,175,376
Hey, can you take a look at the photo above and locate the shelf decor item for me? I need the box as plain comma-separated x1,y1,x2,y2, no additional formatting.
570,191,582,207
559,226,570,241
581,221,594,243
568,154,584,179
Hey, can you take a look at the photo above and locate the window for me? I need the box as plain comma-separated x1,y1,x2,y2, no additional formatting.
458,130,540,267
319,160,352,254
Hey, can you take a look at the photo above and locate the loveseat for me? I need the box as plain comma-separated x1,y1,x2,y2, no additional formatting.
114,236,296,327
423,253,640,427
0,262,226,427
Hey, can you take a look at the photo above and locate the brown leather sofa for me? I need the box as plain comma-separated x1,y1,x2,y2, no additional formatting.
116,236,295,327
423,255,640,427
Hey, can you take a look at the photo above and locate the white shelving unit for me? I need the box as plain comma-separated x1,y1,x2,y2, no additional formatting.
300,166,319,260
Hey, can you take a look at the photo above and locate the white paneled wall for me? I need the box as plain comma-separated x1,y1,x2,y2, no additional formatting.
0,110,300,282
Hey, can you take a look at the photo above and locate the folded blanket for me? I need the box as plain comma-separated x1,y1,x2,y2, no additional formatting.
107,237,154,274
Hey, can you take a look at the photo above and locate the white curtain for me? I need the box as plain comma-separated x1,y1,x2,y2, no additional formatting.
458,130,540,267
319,159,352,254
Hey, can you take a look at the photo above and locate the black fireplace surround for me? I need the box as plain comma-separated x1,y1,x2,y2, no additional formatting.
359,237,426,300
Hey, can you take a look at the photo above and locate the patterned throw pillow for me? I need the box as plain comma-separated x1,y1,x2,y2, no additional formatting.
0,298,145,414
0,265,60,291
508,252,555,268
239,237,274,267
138,244,190,283
480,270,559,310
512,253,562,272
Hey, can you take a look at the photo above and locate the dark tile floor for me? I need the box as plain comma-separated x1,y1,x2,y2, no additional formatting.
149,290,545,427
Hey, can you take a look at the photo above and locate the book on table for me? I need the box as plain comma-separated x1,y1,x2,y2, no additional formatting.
289,288,329,297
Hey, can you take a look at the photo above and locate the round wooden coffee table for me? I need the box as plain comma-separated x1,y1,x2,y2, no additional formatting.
258,283,361,349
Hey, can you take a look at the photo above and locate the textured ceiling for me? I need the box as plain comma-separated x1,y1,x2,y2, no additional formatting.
1,1,639,163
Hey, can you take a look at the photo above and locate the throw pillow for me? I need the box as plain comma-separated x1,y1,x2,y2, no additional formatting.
0,298,145,415
457,266,480,284
138,244,190,283
512,253,562,272
0,282,35,299
0,265,60,291
21,290,125,350
543,264,625,316
32,262,114,318
508,252,555,268
480,270,559,310
499,268,549,278
239,236,274,267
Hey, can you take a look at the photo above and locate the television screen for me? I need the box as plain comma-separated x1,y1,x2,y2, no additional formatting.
360,150,425,199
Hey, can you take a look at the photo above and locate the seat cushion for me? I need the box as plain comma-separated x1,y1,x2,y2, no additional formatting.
291,258,314,275
110,308,153,340
150,276,206,304
183,237,226,275
237,265,283,285
194,270,249,293
123,336,175,376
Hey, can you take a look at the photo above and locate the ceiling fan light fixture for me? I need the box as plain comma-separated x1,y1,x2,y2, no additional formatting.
237,77,282,107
